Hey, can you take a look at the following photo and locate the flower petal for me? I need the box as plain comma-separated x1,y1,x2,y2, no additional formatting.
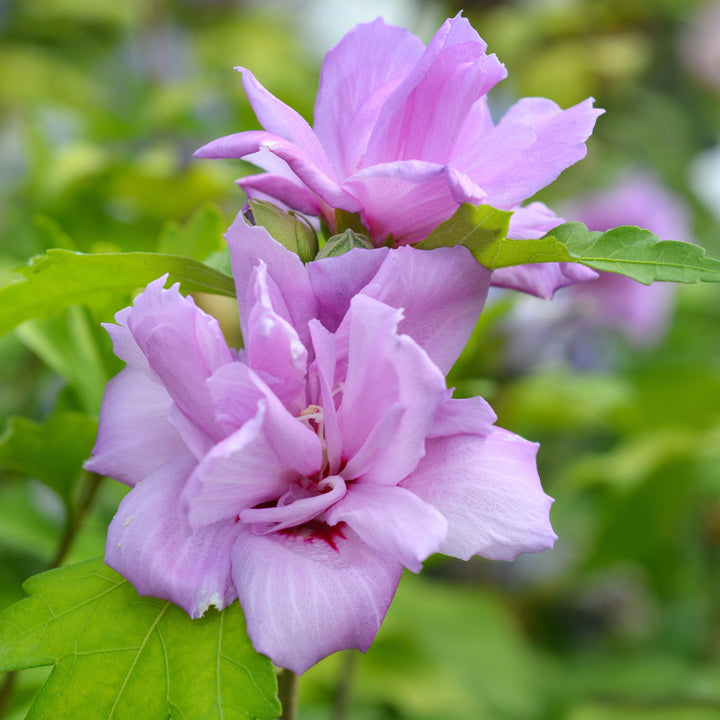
325,483,447,573
306,246,390,333
226,216,318,350
365,14,506,166
106,453,239,619
344,160,485,245
491,262,599,299
480,97,604,208
338,295,447,485
428,395,497,438
124,277,234,441
314,17,425,177
231,526,403,674
402,428,557,561
85,367,187,486
237,172,321,215
182,391,320,529
361,244,491,373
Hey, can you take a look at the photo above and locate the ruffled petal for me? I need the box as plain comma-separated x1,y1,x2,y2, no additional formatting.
124,277,234,441
307,247,389,333
402,428,557,561
106,453,239,619
325,483,447,572
230,526,403,674
338,295,446,485
225,216,318,350
246,262,308,411
360,245,491,373
314,17,425,177
428,395,497,438
343,160,485,246
480,97,604,208
365,14,506,166
85,367,187,486
491,262,599,299
181,388,321,528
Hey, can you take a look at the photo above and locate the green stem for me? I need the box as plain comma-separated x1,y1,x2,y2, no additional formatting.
278,668,299,720
332,651,357,720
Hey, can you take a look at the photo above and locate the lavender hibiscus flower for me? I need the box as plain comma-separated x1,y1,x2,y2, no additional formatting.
86,219,556,674
195,14,603,298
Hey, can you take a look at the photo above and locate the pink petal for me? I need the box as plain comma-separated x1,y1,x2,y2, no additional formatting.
197,130,358,212
325,483,447,572
124,277,234,441
237,173,321,216
365,14,506,166
313,17,425,177
402,428,557,561
181,392,320,529
246,263,308,411
240,475,346,532
480,97,604,208
338,295,447,485
306,246,390,333
85,367,187,486
230,526,403,674
428,395,497,438
361,245,491,374
491,262,599,299
226,216,318,350
106,453,239,619
343,160,485,246
236,67,336,180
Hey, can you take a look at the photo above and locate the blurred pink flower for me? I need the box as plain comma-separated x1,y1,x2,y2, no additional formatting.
196,14,602,297
86,221,556,674
564,173,693,346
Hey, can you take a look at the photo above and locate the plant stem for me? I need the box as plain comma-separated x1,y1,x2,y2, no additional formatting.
332,651,357,720
278,668,299,720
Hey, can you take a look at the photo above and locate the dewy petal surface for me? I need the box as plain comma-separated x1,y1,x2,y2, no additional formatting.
402,428,557,561
106,453,239,619
231,526,403,675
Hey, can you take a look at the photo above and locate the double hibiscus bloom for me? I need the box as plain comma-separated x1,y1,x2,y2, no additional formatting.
87,14,601,673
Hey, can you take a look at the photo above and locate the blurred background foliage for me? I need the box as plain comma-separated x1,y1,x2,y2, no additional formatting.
2,0,720,718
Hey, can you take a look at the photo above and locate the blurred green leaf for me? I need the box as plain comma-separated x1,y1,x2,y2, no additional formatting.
16,306,109,414
156,204,227,262
0,411,97,509
0,557,280,720
0,249,235,338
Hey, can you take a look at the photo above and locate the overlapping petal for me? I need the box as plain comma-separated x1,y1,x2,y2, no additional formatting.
231,527,404,675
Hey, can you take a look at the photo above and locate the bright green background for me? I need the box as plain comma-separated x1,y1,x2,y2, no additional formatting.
2,0,720,718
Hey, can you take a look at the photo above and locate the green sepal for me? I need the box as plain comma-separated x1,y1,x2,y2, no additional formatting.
249,199,319,263
315,228,374,260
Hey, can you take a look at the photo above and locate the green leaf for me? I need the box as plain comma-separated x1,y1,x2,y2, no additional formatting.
552,222,720,284
315,228,374,260
0,557,280,720
16,306,109,414
0,249,236,338
156,204,227,262
0,411,98,509
415,204,571,268
413,205,720,284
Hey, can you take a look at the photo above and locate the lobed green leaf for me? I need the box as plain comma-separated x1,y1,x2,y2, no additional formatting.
551,222,720,284
0,249,236,338
0,557,280,720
